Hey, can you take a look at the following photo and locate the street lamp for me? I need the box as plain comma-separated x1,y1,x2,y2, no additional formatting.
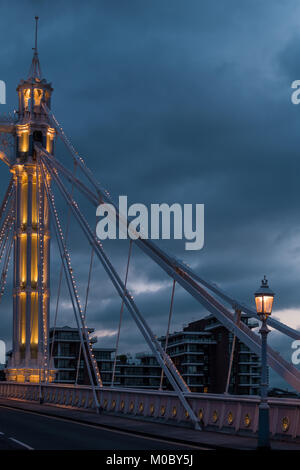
255,275,275,450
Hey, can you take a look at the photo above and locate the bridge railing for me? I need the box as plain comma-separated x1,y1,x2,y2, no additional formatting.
0,381,299,440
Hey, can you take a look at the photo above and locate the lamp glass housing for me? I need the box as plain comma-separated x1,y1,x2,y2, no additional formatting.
255,295,274,316
254,276,275,320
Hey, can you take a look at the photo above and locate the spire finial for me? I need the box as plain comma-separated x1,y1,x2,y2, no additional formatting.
28,16,42,80
34,16,39,54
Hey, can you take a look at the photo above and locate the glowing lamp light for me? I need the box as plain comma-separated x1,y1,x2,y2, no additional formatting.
254,275,275,320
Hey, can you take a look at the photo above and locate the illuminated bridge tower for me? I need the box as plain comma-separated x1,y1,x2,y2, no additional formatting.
5,18,55,382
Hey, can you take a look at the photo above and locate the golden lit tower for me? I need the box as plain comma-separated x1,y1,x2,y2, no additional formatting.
5,18,55,382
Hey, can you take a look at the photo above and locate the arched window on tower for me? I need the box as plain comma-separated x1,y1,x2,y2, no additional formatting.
34,88,43,106
23,89,31,111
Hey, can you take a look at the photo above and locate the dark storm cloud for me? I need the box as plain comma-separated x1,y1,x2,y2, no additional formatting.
1,1,300,388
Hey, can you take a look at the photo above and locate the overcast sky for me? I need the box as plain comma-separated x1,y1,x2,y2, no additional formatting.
1,0,300,389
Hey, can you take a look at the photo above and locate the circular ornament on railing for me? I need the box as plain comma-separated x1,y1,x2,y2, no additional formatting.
244,413,251,427
172,406,177,417
139,402,144,413
149,403,155,415
160,405,166,416
212,410,218,423
120,400,125,411
103,399,108,409
227,411,234,425
198,408,204,420
282,416,290,432
129,401,134,411
111,399,116,410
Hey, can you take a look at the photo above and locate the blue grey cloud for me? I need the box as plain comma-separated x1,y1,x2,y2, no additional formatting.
1,1,300,389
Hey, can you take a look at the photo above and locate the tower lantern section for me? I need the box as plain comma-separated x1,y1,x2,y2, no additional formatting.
16,77,54,159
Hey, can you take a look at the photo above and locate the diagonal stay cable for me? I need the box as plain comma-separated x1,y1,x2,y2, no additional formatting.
159,279,176,391
49,160,77,369
75,245,95,386
0,178,14,224
0,190,15,253
39,114,300,387
39,160,103,390
40,152,201,430
36,143,300,356
42,109,300,340
0,207,14,304
0,208,14,266
41,153,189,392
111,239,133,387
39,159,101,410
38,148,190,390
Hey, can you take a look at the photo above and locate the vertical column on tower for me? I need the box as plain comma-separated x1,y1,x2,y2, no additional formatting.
12,168,23,371
19,167,27,370
25,166,33,370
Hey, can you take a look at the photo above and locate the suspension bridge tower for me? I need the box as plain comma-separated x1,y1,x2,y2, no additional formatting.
5,18,56,382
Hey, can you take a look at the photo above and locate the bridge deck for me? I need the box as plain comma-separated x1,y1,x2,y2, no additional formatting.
0,397,299,450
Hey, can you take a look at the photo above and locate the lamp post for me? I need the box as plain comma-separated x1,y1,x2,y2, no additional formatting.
255,275,275,450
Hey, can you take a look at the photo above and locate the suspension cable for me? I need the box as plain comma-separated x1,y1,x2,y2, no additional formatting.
35,139,300,343
0,192,15,252
40,150,203,428
75,245,94,385
34,114,300,396
41,153,189,390
0,178,14,224
0,231,13,304
0,191,15,263
159,279,176,390
225,309,241,394
42,158,203,429
40,160,101,410
0,208,14,304
111,239,133,387
39,160,102,393
49,160,77,371
42,105,103,197
40,154,199,407
36,162,50,382
0,207,14,266
37,146,98,205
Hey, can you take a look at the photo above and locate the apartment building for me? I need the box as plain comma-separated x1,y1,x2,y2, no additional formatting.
49,326,117,385
159,314,261,394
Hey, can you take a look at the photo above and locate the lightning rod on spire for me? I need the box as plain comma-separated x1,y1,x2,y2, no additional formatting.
28,16,42,80
34,16,39,54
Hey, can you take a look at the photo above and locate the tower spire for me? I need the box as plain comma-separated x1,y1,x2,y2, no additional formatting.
28,16,42,80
